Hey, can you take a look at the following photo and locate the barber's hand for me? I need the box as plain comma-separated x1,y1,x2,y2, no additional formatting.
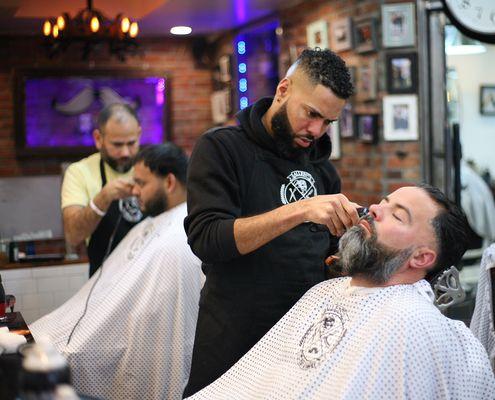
98,178,135,208
300,194,361,237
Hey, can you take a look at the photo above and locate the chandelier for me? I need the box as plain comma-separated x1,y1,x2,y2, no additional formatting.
42,0,140,60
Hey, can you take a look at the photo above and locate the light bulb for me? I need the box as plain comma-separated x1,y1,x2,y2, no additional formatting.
129,22,139,38
53,25,59,38
56,16,65,30
121,17,130,33
42,20,52,36
90,16,100,33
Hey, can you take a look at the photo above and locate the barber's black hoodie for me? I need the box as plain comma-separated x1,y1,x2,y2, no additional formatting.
183,97,342,396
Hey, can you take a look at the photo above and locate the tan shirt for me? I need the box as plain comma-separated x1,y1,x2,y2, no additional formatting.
61,152,133,209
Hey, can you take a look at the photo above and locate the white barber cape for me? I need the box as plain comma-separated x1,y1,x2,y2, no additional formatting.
189,277,495,400
471,243,495,372
30,203,204,400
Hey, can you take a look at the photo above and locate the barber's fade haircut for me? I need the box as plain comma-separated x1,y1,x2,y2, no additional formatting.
294,48,354,99
134,143,188,185
417,183,469,275
97,103,140,131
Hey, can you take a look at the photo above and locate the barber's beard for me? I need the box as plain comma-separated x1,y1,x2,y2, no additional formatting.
143,187,168,217
101,147,133,173
271,103,312,160
338,216,414,285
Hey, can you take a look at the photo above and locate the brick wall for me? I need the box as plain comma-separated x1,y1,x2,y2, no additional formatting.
279,0,422,204
0,36,214,177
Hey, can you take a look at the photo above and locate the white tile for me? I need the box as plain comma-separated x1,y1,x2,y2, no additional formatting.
22,292,54,311
53,291,74,307
69,276,87,291
37,276,70,293
22,309,41,325
2,268,32,280
32,266,65,278
64,263,89,276
3,279,37,295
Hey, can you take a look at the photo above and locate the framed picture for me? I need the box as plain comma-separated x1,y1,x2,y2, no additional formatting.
353,17,378,53
330,18,353,52
479,85,495,115
307,20,329,49
339,103,354,138
355,114,378,143
328,120,341,160
356,59,377,102
14,68,170,157
386,52,418,94
383,95,418,141
381,3,416,48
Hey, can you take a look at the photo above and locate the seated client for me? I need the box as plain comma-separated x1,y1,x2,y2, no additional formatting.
30,144,204,400
187,184,495,400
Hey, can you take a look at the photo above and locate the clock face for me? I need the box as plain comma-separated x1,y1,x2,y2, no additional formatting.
443,0,495,42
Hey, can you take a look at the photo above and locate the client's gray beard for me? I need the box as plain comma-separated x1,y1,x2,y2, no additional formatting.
339,222,414,285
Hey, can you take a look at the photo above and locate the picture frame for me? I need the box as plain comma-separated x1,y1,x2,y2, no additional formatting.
328,120,341,160
356,59,377,102
386,52,418,94
330,17,353,52
353,17,378,54
479,85,495,115
381,3,416,48
14,67,170,158
383,95,418,141
355,114,378,144
339,103,354,138
307,20,329,49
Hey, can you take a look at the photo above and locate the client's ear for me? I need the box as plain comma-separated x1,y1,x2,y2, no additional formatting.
410,247,437,271
164,173,177,194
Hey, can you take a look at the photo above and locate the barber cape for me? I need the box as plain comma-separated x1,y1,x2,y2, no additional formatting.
471,243,495,372
30,203,204,400
188,277,495,400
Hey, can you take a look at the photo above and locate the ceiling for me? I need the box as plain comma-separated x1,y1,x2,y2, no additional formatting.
0,0,304,36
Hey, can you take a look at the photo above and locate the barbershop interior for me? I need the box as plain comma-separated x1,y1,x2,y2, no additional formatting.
0,0,495,399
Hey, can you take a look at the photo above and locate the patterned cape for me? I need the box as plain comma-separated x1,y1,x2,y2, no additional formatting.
471,243,495,372
189,277,495,399
31,203,203,400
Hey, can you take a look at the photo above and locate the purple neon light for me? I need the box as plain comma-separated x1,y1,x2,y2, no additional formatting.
24,76,166,148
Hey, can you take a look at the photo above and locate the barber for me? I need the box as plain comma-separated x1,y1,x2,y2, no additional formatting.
61,103,143,277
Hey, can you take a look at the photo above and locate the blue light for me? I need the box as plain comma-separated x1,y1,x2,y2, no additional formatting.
239,78,248,92
240,97,248,109
237,41,246,54
238,63,247,73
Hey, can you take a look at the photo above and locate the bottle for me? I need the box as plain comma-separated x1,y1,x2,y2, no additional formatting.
0,274,5,320
17,337,77,399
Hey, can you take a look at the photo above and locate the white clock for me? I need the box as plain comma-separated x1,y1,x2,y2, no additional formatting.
442,0,495,43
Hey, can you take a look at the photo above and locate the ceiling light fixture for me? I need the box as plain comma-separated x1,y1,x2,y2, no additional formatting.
42,0,140,61
170,26,192,35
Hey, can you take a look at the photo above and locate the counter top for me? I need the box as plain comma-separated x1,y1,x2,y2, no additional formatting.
0,257,88,271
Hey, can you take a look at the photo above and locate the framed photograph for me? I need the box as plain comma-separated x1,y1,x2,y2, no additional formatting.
328,120,341,160
355,114,378,144
386,52,418,94
383,95,418,141
330,18,353,52
356,59,377,102
14,68,170,157
381,3,416,48
339,103,354,138
307,20,329,49
353,17,378,53
479,85,495,115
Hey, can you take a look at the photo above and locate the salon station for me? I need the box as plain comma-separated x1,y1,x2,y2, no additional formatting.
0,0,494,399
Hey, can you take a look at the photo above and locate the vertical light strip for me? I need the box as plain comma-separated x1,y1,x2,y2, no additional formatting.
236,35,249,110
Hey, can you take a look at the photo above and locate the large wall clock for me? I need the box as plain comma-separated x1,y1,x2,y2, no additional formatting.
442,0,495,43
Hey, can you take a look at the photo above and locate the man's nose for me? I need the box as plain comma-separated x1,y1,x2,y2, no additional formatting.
120,145,131,157
307,119,326,137
368,204,380,220
131,185,139,197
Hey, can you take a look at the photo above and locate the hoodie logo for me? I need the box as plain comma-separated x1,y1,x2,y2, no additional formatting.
280,170,317,204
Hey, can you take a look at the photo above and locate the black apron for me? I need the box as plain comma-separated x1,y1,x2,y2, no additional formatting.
87,160,142,277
